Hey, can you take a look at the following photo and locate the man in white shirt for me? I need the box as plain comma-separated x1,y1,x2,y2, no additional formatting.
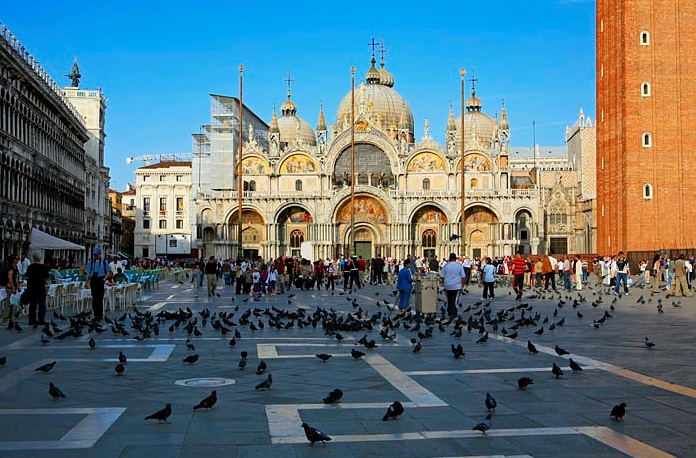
440,253,466,318
109,256,122,276
18,254,30,281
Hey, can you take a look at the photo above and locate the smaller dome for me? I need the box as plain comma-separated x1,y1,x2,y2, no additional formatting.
379,61,394,88
466,88,482,112
366,56,380,84
281,92,297,116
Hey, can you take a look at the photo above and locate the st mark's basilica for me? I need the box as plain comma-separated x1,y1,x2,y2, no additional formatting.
190,52,595,262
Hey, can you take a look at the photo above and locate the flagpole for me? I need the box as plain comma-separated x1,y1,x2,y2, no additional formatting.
350,66,356,257
460,68,466,256
237,64,244,259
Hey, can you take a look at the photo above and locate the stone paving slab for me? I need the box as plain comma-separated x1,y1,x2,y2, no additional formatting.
0,277,695,457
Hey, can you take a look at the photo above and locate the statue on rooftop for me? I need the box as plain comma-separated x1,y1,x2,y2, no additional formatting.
66,58,81,88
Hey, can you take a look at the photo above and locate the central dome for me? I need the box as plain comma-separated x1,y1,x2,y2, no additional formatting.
335,57,414,140
276,92,316,146
452,89,499,151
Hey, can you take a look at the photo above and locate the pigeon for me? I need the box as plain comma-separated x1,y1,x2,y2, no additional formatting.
476,332,489,344
610,402,627,421
193,390,217,410
351,348,365,360
255,374,273,390
256,360,267,375
533,327,544,336
239,351,248,369
228,337,237,347
517,377,534,390
35,361,57,373
118,351,127,364
552,362,563,379
472,413,492,435
335,332,344,342
644,337,656,348
569,358,583,373
88,337,96,349
115,362,125,376
527,341,539,354
301,422,332,446
186,339,195,351
40,334,50,346
412,341,422,354
49,382,65,400
554,345,570,356
14,322,23,332
0,356,5,366
323,388,343,404
183,354,199,364
315,354,332,362
451,343,465,359
145,403,172,423
485,393,497,412
382,401,404,421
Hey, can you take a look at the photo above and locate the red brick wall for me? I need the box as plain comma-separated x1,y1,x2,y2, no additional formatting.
597,0,696,254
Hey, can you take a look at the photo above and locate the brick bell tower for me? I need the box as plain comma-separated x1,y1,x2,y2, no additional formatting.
596,0,696,254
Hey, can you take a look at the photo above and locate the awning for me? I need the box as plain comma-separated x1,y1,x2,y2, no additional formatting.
29,228,84,251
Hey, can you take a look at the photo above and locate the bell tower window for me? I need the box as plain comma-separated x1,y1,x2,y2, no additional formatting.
642,133,652,147
641,82,651,97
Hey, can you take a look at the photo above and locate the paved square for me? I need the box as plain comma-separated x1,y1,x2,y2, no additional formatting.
0,276,695,457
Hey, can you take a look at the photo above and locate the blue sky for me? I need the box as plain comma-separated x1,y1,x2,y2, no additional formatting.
3,0,595,189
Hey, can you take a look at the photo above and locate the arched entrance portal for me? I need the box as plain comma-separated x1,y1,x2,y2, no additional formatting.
335,195,389,258
276,206,313,258
411,205,448,259
464,206,499,259
229,210,265,260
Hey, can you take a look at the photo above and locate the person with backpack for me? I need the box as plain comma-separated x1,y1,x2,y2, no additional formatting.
85,247,110,322
613,251,630,296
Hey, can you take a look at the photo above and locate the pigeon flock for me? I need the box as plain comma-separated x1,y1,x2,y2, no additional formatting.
2,275,683,449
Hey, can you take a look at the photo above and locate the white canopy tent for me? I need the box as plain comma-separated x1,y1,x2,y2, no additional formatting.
29,228,84,251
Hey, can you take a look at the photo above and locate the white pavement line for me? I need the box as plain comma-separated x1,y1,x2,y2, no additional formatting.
257,344,279,358
0,407,126,451
576,426,676,458
147,302,168,311
404,367,598,376
489,334,696,400
171,285,180,289
273,425,676,457
166,294,175,299
2,333,39,350
431,456,533,458
58,344,175,363
266,404,304,438
365,354,447,407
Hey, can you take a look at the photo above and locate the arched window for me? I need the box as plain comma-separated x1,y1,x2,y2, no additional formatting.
242,227,259,244
470,178,478,188
549,202,568,226
290,229,304,248
244,180,256,192
641,82,651,97
295,179,302,191
422,178,430,190
422,229,437,248
640,31,650,45
643,184,653,200
642,133,652,147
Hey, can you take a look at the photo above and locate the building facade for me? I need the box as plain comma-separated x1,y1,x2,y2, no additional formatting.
596,0,696,253
134,161,192,259
64,82,110,255
0,22,89,261
189,53,596,261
